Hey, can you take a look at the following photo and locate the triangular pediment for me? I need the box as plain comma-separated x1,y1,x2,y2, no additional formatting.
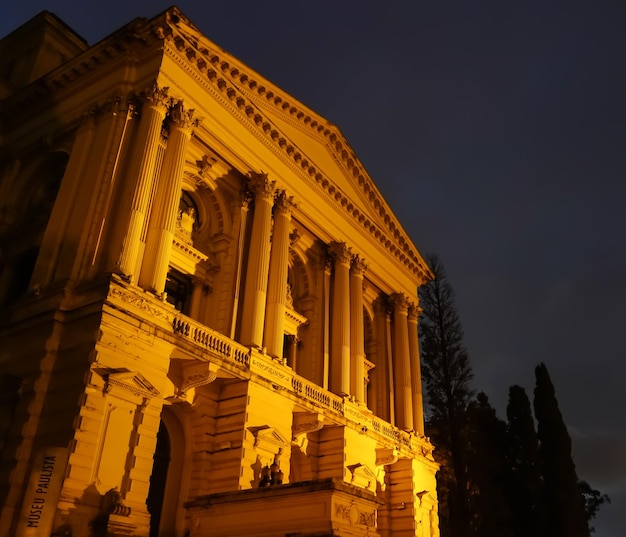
162,8,431,282
103,369,160,399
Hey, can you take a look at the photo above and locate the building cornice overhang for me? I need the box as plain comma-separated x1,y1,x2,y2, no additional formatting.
0,6,433,284
0,14,164,132
160,8,432,283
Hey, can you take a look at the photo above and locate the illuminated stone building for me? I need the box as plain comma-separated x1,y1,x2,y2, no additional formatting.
0,8,439,537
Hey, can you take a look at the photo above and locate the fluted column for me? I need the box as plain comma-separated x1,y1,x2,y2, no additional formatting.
350,255,367,402
392,293,413,430
408,302,424,435
240,173,275,348
230,194,251,339
118,86,169,281
264,190,295,358
322,255,332,390
140,100,196,293
330,242,352,396
385,303,396,425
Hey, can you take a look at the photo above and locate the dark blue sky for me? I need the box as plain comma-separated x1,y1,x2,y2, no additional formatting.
2,2,624,535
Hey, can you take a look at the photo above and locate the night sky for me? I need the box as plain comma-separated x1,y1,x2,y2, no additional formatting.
2,1,624,535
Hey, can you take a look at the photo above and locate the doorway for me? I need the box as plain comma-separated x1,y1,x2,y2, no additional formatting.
148,420,170,537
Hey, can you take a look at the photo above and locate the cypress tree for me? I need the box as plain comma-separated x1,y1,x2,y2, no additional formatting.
533,363,589,537
465,393,515,537
506,385,544,537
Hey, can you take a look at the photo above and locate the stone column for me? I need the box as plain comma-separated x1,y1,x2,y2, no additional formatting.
330,242,352,396
140,100,196,294
188,277,206,321
285,335,298,370
240,173,275,348
408,302,424,435
118,86,169,281
229,194,251,339
385,302,396,425
391,293,413,430
322,255,332,390
264,190,295,358
350,255,367,402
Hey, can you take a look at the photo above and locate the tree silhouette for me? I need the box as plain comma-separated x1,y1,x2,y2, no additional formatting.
506,385,544,537
465,393,515,537
533,363,589,537
419,254,474,535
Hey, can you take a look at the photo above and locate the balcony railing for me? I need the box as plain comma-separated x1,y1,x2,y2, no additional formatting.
172,316,250,367
171,312,417,451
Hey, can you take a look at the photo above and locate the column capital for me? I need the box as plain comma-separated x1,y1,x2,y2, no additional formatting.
274,190,296,215
350,255,368,276
390,293,410,315
247,172,276,199
329,241,352,265
169,100,200,130
407,302,422,321
142,84,170,110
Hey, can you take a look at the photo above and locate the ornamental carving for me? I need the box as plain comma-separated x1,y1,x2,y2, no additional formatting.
103,370,160,399
143,84,170,109
350,254,367,275
247,171,276,199
292,411,324,440
408,302,422,321
333,502,376,527
375,447,399,466
196,154,216,176
169,99,200,130
109,287,171,320
329,241,352,265
390,292,410,314
274,189,296,215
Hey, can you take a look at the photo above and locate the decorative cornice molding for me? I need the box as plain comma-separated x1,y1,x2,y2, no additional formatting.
161,8,432,283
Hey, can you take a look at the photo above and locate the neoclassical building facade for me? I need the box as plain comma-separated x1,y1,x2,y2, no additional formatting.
0,8,439,537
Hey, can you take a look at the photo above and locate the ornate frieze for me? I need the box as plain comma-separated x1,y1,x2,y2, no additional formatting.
108,286,171,321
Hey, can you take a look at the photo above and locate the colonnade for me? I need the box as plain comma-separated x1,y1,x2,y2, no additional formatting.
116,87,423,435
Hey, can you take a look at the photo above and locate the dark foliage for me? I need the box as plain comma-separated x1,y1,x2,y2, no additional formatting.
465,393,515,537
579,480,611,534
534,363,590,537
419,254,475,535
418,257,608,537
506,385,544,537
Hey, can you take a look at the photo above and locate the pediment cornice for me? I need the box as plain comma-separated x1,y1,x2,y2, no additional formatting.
161,9,432,283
